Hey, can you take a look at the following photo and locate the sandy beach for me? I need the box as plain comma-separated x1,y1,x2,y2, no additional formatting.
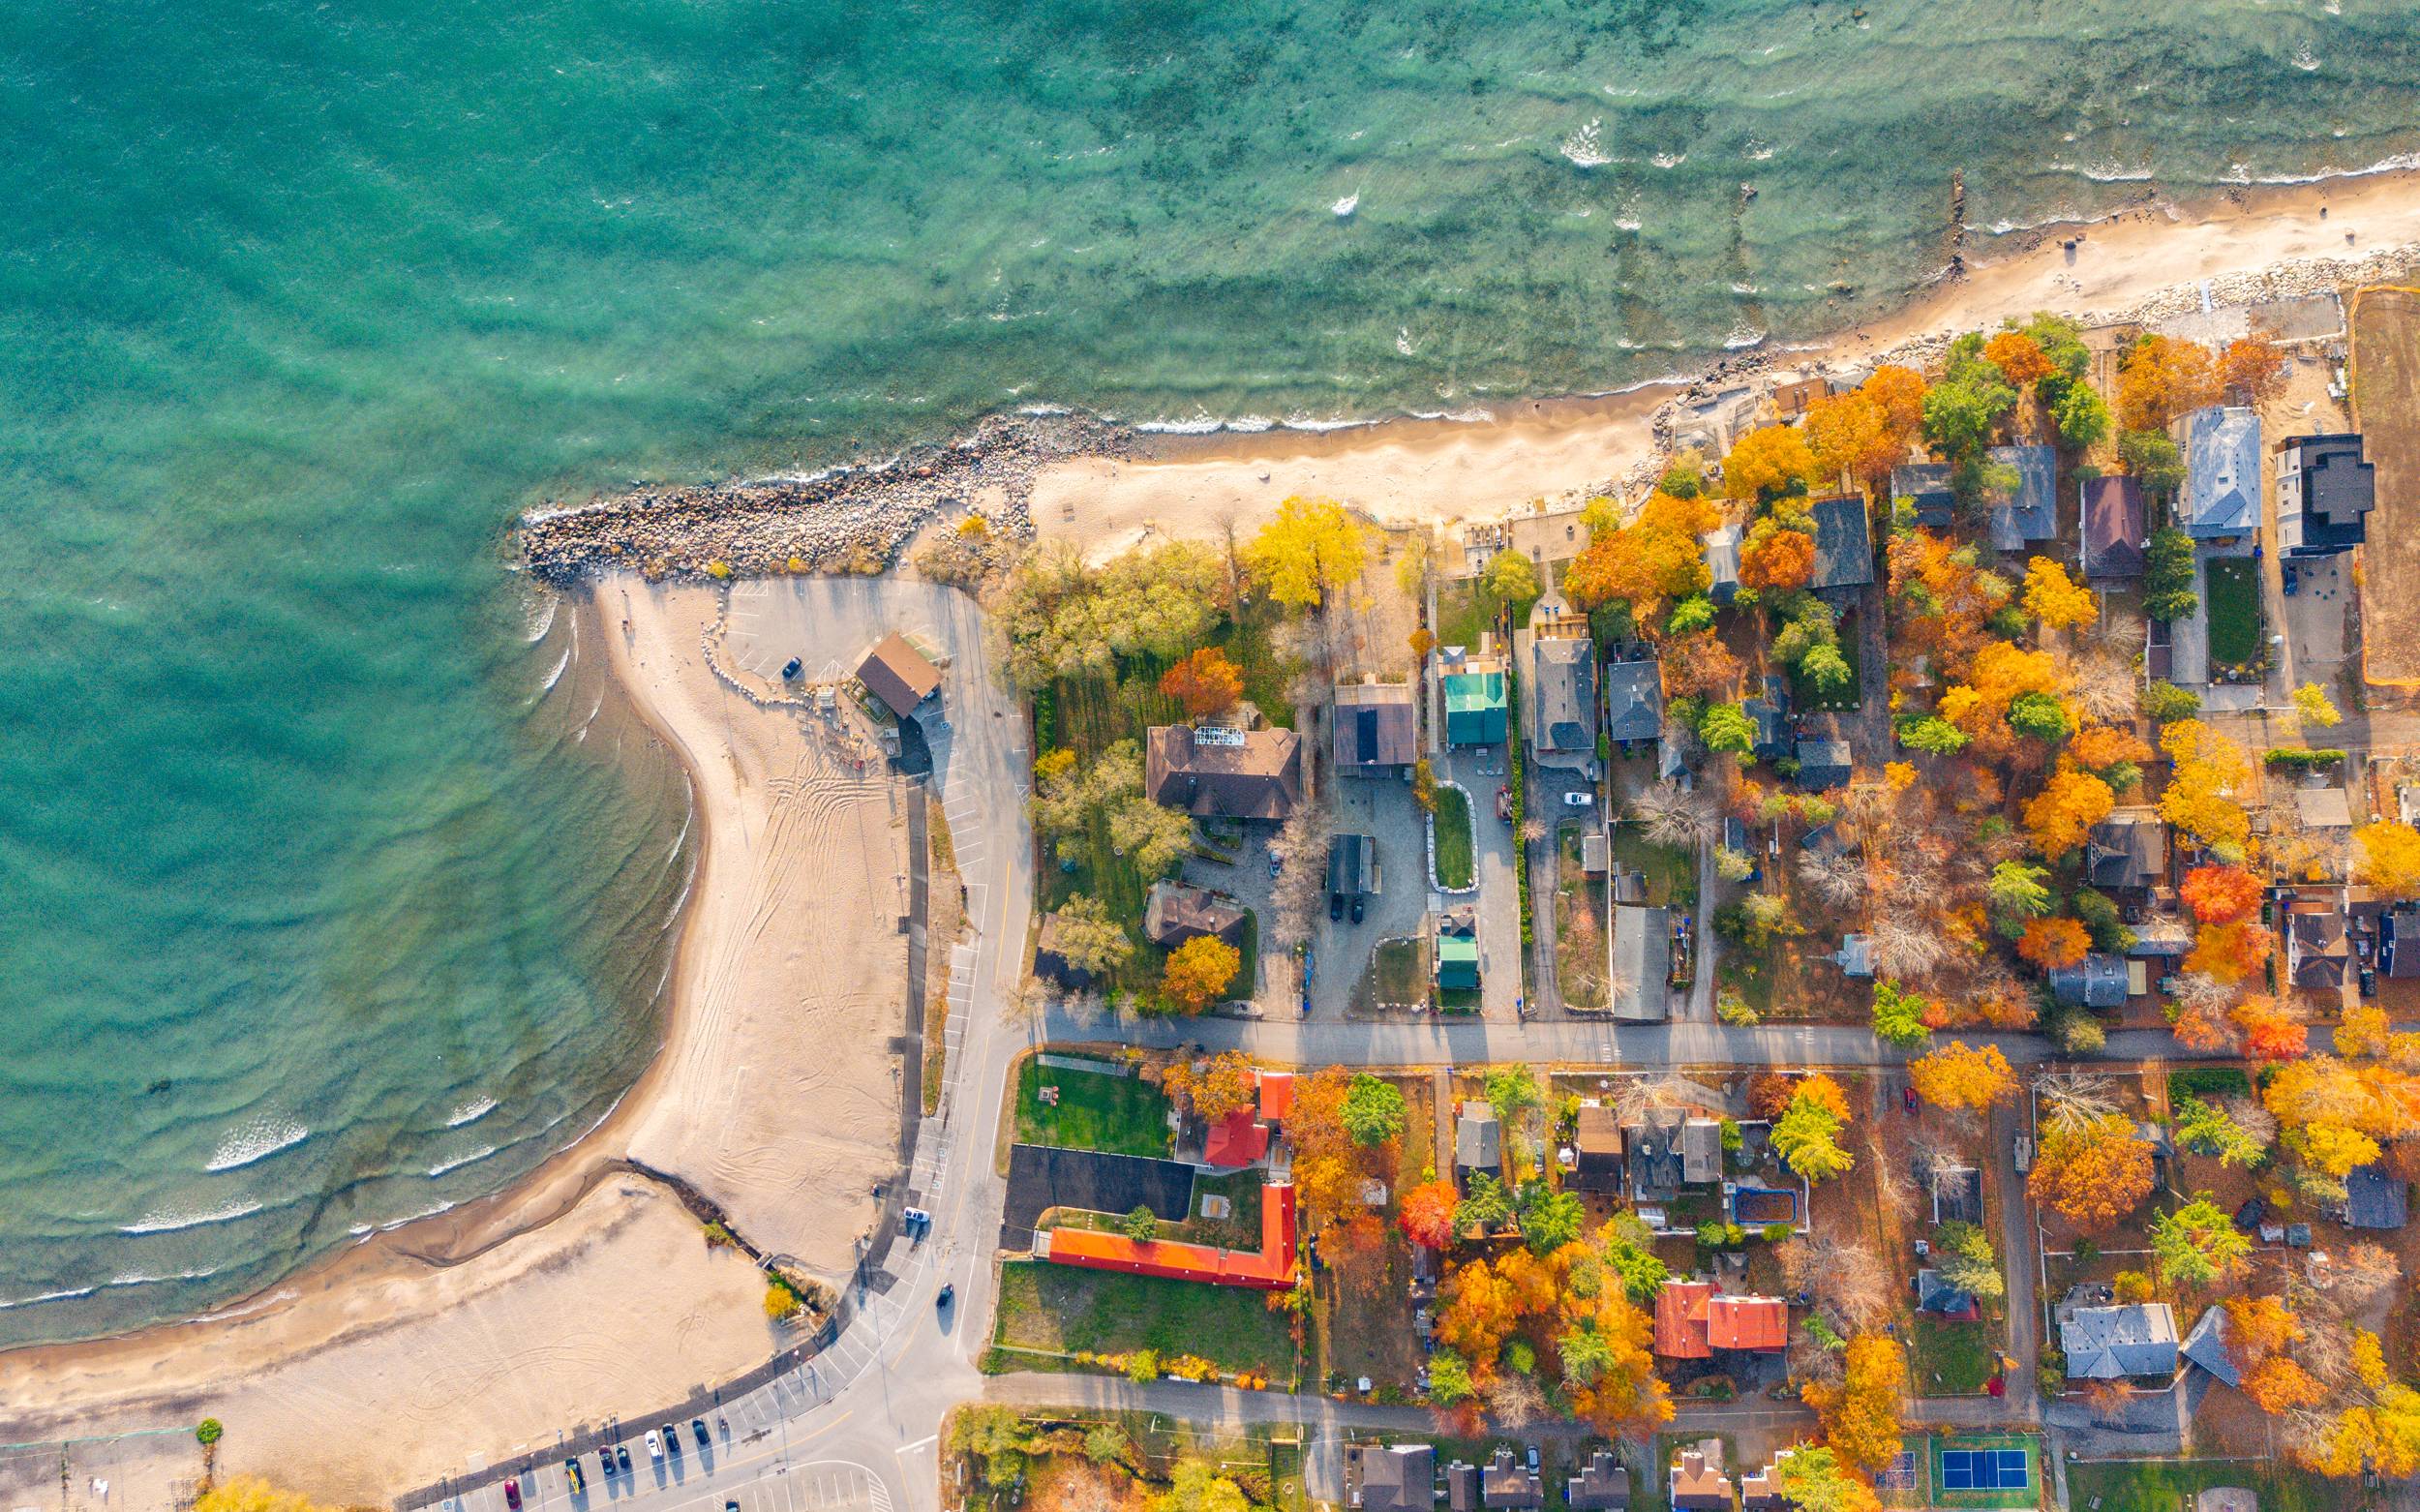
1034,167,2420,559
9,165,2420,1507
0,585,913,1506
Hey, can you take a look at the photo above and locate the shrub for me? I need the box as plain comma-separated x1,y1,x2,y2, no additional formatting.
196,1419,224,1447
2264,747,2346,770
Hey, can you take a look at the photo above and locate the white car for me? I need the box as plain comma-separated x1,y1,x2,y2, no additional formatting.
646,1430,664,1462
1561,791,1595,807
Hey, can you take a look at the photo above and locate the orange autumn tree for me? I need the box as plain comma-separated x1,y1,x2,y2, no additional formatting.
2021,556,2098,629
1803,392,1903,487
1162,935,1241,1011
1803,1335,1908,1474
2017,917,2091,969
2355,821,2420,896
1286,1066,1385,1233
1563,491,1720,624
1158,647,1244,717
2024,766,2116,860
1983,329,2053,388
2028,1112,2156,1230
1739,526,1817,592
1398,1179,1460,1249
2180,864,2263,924
2116,334,2217,432
1162,1050,1259,1120
2218,337,2287,406
1909,1041,2018,1111
2232,996,2309,1063
1861,364,1929,438
1886,529,2010,682
2184,920,2273,985
2068,724,2152,780
2224,1295,2327,1415
1938,640,2064,754
1722,424,1821,501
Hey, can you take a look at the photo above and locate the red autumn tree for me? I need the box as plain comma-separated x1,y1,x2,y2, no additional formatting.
1398,1179,1460,1250
2029,1113,2156,1230
1159,647,1245,717
2218,337,2287,407
2233,997,2309,1063
2185,921,2273,985
1739,528,1817,592
1983,330,2053,387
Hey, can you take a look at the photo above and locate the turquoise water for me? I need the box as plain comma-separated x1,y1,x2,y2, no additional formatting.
7,0,2420,1346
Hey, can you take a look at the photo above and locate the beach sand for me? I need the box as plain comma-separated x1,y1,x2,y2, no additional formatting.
1034,168,2420,559
0,584,911,1505
12,166,2420,1507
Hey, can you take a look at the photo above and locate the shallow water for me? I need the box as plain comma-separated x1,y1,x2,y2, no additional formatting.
5,0,2419,1346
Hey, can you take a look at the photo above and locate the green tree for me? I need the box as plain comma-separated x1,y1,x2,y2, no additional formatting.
1083,1424,1132,1466
1772,1094,1855,1181
1428,1348,1476,1404
2008,690,2071,743
2120,430,2188,499
1517,1185,1586,1255
1773,1446,1877,1512
1051,893,1134,975
1453,1171,1516,1237
1110,796,1196,879
1484,1066,1542,1119
1341,1074,1407,1146
1603,1235,1670,1304
951,1406,1034,1490
2047,378,2112,451
1700,701,1755,755
1118,1205,1161,1241
1155,1459,1259,1512
196,1419,224,1447
1870,980,1933,1048
1921,354,2018,462
1480,548,1540,621
1897,715,1969,755
1800,642,1855,695
1666,593,1715,636
2152,1196,2254,1288
1935,1221,2006,1302
2144,527,2198,621
2143,680,2202,724
1988,860,2054,925
2173,1097,2267,1166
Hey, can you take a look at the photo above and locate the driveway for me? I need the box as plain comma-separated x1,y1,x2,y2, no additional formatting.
1441,744,1523,1018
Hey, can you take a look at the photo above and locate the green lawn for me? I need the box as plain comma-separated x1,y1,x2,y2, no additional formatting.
2063,1459,2343,1512
1910,1318,1998,1395
1373,936,1428,1006
1433,784,1475,888
991,1259,1298,1378
1014,1059,1173,1157
1608,823,1699,910
2204,556,2262,667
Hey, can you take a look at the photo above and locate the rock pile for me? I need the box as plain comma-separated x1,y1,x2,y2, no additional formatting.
518,410,1128,584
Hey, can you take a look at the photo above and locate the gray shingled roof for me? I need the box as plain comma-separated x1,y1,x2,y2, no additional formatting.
2184,406,2261,538
2062,1302,2179,1379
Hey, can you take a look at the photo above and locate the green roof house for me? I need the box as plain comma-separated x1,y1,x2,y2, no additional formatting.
1442,668,1507,746
1436,936,1481,990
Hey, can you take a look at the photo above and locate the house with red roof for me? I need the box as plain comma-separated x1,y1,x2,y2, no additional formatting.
1651,1280,1789,1359
1257,1071,1294,1124
1039,1182,1298,1289
1204,1107,1271,1167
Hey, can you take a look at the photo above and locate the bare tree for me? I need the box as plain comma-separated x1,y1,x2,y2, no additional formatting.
1613,1074,1702,1124
2329,1242,2401,1308
1867,913,1951,980
1484,1371,1547,1428
1788,1328,1846,1393
1630,780,1716,850
2221,1095,2278,1150
1778,1232,1893,1332
2036,1072,2120,1132
1800,849,1870,911
1265,805,1333,950
2082,1379,2133,1427
2072,651,2143,728
2172,970,2238,1019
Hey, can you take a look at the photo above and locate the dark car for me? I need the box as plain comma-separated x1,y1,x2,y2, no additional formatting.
503,1479,522,1510
1901,1085,1918,1112
693,1418,711,1451
617,1445,632,1473
565,1459,585,1494
1329,892,1343,921
600,1450,618,1479
938,1282,955,1311
2362,966,2379,999
662,1423,681,1455
1349,894,1364,923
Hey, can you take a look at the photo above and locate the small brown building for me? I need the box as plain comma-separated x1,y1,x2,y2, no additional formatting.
857,632,941,717
1143,880,1247,948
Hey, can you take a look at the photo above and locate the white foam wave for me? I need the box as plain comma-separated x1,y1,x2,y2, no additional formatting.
1284,416,1376,433
2248,150,2420,186
1407,408,1497,425
427,1145,499,1178
1331,192,1360,218
107,1266,220,1288
1650,152,1687,169
1560,120,1612,169
447,1096,499,1129
0,1285,98,1311
121,1199,265,1236
538,642,573,695
522,590,559,644
205,1117,310,1172
1723,324,1768,350
1134,416,1226,435
1746,138,1775,162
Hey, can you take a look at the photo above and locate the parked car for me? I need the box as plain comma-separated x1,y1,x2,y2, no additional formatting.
662,1423,681,1455
565,1459,584,1494
1902,1085,1918,1113
693,1419,712,1451
1496,785,1511,821
600,1449,618,1479
2362,966,2379,999
646,1431,664,1462
1562,791,1593,807
1349,895,1364,923
503,1479,522,1510
1269,849,1282,877
1329,892,1344,921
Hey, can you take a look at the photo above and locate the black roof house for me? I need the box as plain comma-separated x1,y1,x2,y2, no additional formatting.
1808,495,1874,597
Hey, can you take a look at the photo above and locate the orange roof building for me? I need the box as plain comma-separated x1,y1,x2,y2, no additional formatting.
1257,1071,1295,1123
1039,1182,1298,1289
1653,1280,1788,1358
1204,1107,1270,1167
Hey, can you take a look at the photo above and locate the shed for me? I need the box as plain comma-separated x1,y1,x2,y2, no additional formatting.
1436,935,1480,991
2295,787,2353,831
1581,832,1610,876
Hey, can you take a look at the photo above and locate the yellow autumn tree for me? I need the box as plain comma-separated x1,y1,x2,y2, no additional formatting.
1909,1041,2018,1111
2160,720,2252,856
1243,496,1371,612
1722,424,1821,500
2024,766,2116,860
1162,936,1241,1012
2021,557,2098,629
2356,822,2420,897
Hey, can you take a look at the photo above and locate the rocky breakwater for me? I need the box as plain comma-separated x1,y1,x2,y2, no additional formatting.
518,410,1131,584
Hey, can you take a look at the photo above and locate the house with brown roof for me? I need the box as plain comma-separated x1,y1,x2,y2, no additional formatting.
1334,680,1421,774
1572,1104,1624,1192
1142,880,1246,948
1347,1443,1436,1512
1145,724,1302,821
1651,1280,1788,1359
1479,1450,1542,1511
1565,1452,1631,1512
858,632,942,718
2081,475,2148,579
1668,1441,1735,1512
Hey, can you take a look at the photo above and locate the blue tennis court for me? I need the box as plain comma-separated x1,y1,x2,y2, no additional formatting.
1940,1448,2030,1491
